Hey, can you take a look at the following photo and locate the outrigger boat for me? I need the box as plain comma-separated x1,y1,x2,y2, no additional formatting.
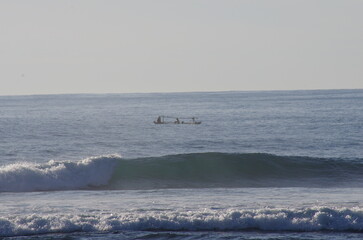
154,116,201,125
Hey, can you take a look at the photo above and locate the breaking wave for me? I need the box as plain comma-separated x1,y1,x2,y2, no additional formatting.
0,155,118,192
1,207,363,236
1,153,363,192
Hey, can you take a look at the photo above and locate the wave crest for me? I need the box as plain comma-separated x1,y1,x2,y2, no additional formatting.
1,153,363,192
0,155,119,192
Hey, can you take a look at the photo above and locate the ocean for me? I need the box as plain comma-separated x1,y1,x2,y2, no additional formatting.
0,89,362,239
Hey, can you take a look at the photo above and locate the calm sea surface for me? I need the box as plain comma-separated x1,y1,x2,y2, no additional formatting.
0,89,363,239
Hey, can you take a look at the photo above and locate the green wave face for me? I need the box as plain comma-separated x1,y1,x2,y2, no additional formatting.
1,153,362,192
109,153,363,189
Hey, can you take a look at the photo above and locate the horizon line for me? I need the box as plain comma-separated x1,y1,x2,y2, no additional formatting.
0,87,362,98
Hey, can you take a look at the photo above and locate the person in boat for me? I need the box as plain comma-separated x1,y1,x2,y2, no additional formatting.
156,116,162,124
175,118,180,124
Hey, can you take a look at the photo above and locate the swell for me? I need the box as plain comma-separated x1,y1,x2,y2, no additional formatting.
1,207,363,236
1,153,363,192
110,153,363,189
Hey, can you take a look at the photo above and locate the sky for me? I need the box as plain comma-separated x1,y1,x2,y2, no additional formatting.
0,0,362,95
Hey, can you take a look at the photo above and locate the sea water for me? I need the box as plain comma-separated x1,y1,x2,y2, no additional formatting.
0,89,363,239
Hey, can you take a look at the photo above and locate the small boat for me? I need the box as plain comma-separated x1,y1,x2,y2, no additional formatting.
154,116,201,125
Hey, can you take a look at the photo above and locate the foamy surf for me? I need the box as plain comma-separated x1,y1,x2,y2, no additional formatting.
1,207,363,237
0,155,119,192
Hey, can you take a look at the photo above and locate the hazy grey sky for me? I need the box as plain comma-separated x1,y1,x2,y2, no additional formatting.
1,0,362,95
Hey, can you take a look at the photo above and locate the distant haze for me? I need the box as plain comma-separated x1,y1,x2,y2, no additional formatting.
1,0,362,95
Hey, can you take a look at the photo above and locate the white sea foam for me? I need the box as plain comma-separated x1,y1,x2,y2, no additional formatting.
0,155,119,192
1,207,363,237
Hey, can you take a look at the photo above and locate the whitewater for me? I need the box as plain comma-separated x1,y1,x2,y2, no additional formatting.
0,89,362,239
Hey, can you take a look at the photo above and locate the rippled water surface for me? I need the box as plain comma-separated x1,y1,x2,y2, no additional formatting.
1,89,362,239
